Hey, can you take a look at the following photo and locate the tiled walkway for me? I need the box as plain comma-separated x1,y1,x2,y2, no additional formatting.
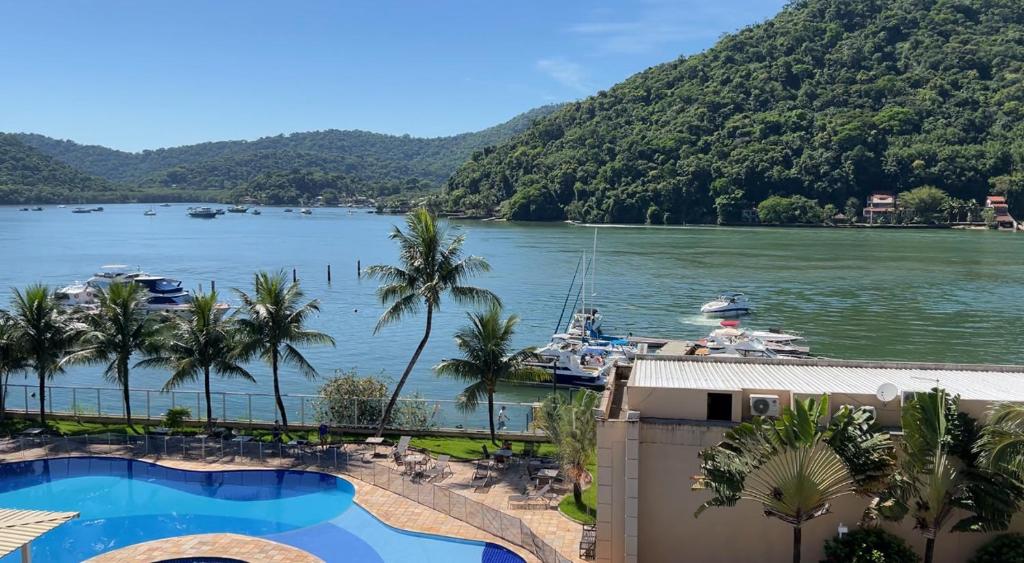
87,533,323,562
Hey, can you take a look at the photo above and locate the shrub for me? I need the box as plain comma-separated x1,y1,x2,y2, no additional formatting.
163,407,191,430
315,370,437,430
970,533,1024,563
821,527,920,563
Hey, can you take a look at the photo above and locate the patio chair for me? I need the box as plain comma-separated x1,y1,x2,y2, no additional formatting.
422,454,452,482
580,524,597,560
507,484,552,509
472,458,492,484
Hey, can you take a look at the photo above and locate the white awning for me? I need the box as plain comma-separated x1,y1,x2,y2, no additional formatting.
0,509,79,559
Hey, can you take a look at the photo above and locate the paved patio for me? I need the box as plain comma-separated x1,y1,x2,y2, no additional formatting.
87,533,322,562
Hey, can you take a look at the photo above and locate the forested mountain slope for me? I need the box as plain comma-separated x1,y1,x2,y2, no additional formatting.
0,134,111,203
13,104,561,190
445,0,1024,223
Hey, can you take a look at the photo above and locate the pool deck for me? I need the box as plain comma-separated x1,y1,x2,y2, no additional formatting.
0,442,587,563
87,533,323,562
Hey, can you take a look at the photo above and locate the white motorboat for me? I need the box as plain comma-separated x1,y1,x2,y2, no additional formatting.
144,209,156,216
300,208,312,215
700,292,751,315
54,282,95,308
524,340,613,389
568,306,603,337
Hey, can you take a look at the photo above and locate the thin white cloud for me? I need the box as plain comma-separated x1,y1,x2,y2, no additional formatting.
536,57,591,92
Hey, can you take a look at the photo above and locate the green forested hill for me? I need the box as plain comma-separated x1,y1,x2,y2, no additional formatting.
13,104,562,191
445,0,1024,223
0,134,112,202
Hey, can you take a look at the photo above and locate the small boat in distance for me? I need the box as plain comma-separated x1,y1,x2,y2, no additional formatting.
92,207,104,212
284,208,293,212
58,205,66,208
300,208,312,215
31,207,43,211
215,208,225,215
18,208,28,211
227,205,248,213
159,203,171,207
701,291,751,315
144,209,156,216
251,209,261,215
188,207,218,219
71,207,92,214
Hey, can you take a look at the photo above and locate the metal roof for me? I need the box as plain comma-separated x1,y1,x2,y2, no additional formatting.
630,356,1024,402
0,509,79,558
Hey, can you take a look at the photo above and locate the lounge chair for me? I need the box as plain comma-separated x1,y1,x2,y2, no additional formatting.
421,454,452,482
391,436,412,467
507,484,553,509
472,459,492,484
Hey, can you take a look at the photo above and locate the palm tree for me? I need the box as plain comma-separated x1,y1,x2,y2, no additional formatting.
234,270,334,429
877,389,1023,563
137,290,254,426
365,208,497,436
0,314,28,420
7,285,84,425
65,282,161,428
434,305,547,445
536,390,600,506
977,402,1024,481
692,397,895,563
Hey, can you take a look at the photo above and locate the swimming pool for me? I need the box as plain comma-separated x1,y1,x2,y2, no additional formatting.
0,457,523,563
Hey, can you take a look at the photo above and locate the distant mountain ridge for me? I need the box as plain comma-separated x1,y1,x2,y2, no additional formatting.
12,104,562,191
0,134,113,203
445,0,1024,223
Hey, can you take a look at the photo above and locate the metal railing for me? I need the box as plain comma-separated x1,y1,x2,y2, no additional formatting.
3,384,546,434
0,434,571,563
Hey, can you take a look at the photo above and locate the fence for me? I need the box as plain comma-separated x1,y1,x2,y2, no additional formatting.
0,434,571,563
3,384,548,434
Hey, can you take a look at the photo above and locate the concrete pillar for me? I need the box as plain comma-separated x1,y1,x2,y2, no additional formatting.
624,413,640,563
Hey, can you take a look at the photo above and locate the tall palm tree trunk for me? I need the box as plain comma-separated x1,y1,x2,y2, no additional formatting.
0,373,8,420
376,305,432,437
272,349,289,429
204,366,213,425
793,526,801,563
487,386,496,446
120,358,132,428
924,537,935,563
37,368,46,424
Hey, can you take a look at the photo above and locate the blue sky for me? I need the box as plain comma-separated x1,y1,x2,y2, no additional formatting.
0,0,787,151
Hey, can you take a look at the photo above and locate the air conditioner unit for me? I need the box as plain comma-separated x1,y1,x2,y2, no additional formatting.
750,394,781,417
839,404,877,419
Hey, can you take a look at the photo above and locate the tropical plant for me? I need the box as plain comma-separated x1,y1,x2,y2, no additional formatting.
821,527,920,563
163,406,191,430
434,304,547,444
976,402,1024,482
65,282,161,428
874,390,1023,563
969,533,1024,563
6,285,83,424
138,290,253,425
0,315,28,420
364,208,497,436
234,271,334,429
536,390,600,506
315,370,389,428
692,398,895,563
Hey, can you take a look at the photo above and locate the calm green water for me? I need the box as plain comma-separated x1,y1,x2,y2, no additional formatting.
0,204,1022,421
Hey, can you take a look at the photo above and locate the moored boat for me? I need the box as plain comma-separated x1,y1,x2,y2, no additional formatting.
144,209,156,216
251,209,261,215
227,205,248,213
300,208,312,215
188,207,218,218
71,207,92,214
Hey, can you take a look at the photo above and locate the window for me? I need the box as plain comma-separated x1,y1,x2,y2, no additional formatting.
706,392,733,421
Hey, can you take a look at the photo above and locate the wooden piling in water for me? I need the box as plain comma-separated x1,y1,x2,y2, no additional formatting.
327,264,332,283
293,268,297,283
211,280,216,293
357,260,361,277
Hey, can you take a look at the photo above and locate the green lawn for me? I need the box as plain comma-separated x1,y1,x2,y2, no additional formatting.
559,461,597,525
409,436,555,460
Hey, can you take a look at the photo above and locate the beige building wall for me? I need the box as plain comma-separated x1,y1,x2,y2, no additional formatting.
605,420,1024,563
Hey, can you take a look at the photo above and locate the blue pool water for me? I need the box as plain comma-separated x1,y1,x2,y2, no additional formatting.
0,457,522,563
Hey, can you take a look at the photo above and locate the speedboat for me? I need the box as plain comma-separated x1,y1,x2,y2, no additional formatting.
159,203,171,207
71,207,91,214
188,207,218,218
215,209,226,215
18,208,28,211
58,205,66,208
31,207,42,211
523,340,612,389
227,205,248,213
251,209,261,215
144,209,156,216
701,292,751,315
91,207,104,212
300,208,312,215
54,282,96,308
